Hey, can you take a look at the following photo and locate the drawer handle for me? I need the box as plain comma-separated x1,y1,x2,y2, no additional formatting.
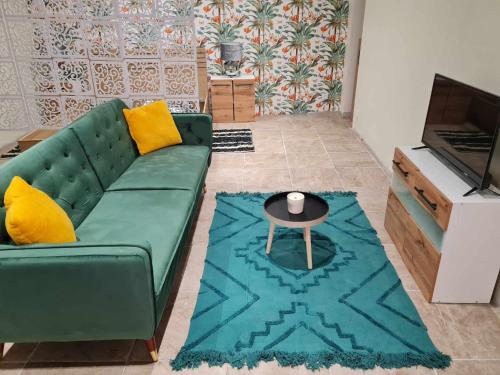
392,160,409,177
414,187,437,211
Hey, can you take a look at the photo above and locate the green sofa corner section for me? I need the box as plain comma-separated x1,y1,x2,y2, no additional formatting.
0,99,212,361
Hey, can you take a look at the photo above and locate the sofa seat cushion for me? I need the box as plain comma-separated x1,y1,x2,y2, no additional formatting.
75,190,195,292
107,145,210,192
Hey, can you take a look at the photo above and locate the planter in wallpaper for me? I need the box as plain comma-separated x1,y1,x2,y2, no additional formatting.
194,0,349,115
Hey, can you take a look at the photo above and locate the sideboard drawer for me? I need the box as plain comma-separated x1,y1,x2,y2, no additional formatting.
393,148,452,230
402,214,441,302
410,171,452,230
211,80,234,122
233,80,255,95
385,188,441,302
392,148,416,183
234,80,255,122
211,85,233,105
384,189,408,249
211,80,232,90
212,109,234,122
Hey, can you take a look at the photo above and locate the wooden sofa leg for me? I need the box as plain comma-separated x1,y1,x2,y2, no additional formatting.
0,343,4,360
203,184,207,194
144,337,158,362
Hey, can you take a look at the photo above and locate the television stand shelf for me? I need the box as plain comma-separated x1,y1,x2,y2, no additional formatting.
384,146,500,303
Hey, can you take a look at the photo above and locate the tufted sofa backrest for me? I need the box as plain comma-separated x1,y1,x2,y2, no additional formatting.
69,99,138,189
0,129,104,244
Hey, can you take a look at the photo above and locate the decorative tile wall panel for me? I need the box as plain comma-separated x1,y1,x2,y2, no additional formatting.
8,20,37,58
27,97,63,128
166,98,198,112
0,98,28,129
63,97,96,122
0,0,198,130
32,22,51,58
18,60,57,95
87,22,122,58
127,61,161,95
91,61,127,97
39,0,79,16
162,22,195,61
84,0,114,17
163,62,197,96
119,0,154,16
157,0,193,17
123,21,161,57
0,21,9,57
50,21,86,58
0,62,19,95
55,59,93,95
2,0,30,16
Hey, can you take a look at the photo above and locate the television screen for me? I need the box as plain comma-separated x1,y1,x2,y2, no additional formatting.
422,74,500,188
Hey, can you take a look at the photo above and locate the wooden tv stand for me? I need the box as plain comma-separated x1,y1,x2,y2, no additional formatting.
384,146,500,303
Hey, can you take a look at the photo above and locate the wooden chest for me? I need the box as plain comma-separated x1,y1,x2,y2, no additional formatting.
210,75,255,123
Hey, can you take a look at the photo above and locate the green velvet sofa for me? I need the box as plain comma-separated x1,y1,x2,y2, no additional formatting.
0,99,212,361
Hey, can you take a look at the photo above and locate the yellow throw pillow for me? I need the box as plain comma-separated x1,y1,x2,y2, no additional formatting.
4,176,77,245
123,100,182,155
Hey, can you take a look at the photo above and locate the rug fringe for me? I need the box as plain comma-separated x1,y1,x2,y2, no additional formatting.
215,191,357,198
170,350,451,371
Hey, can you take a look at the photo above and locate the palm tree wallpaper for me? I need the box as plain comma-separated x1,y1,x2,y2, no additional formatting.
195,0,349,115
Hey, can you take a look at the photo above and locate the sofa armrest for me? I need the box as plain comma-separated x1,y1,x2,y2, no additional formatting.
173,113,213,150
0,242,156,343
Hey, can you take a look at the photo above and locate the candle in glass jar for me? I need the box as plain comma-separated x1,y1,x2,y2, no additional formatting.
287,192,305,214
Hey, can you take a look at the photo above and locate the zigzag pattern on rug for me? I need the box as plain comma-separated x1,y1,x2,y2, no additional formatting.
172,192,450,371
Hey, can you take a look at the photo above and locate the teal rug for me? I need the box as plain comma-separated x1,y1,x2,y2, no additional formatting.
171,192,450,371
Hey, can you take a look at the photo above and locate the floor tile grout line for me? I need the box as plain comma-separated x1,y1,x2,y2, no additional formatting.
492,307,500,322
353,131,393,179
281,120,294,191
122,339,137,369
314,122,347,192
19,342,40,374
453,358,500,361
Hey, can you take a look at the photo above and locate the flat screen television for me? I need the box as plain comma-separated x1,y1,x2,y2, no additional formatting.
422,74,500,193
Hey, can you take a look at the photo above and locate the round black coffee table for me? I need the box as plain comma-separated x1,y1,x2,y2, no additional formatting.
264,192,329,269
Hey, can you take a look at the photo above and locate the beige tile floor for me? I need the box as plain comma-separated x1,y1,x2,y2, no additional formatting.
1,113,499,374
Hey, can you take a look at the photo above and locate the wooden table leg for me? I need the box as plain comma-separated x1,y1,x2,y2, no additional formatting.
145,337,158,362
266,222,275,254
305,227,313,269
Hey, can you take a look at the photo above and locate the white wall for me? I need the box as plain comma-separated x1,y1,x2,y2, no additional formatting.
340,0,366,115
353,0,500,171
353,0,500,303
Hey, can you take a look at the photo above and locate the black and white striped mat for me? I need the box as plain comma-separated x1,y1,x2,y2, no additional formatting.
435,130,493,153
212,129,255,153
0,145,20,159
